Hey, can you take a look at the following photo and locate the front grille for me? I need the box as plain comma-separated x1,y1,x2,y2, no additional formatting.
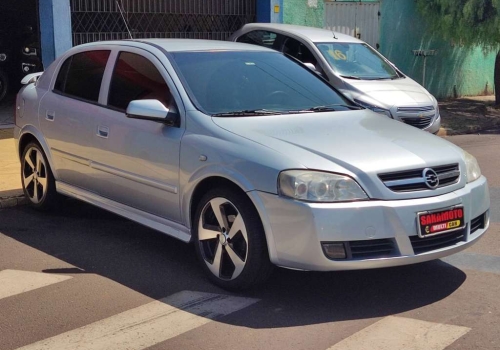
396,106,435,129
401,116,434,129
347,238,396,259
379,164,460,192
397,106,435,112
410,228,466,254
470,212,486,234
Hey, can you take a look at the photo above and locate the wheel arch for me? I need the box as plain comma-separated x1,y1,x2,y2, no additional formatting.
17,127,58,179
186,175,279,264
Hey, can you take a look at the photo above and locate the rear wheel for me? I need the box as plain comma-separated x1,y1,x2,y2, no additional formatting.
0,70,8,102
193,187,273,290
21,142,58,210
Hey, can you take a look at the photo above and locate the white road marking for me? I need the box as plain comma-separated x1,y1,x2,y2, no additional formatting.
327,316,470,350
16,290,259,350
0,269,72,300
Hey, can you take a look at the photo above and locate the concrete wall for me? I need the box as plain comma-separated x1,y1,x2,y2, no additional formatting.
39,0,72,68
282,0,496,98
257,0,284,23
379,0,495,99
283,0,324,28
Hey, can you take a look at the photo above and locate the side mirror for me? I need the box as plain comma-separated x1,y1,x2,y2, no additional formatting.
126,99,179,126
21,72,43,85
303,62,322,76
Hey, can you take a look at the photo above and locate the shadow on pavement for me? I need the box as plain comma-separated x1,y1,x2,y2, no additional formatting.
440,98,500,135
0,198,467,328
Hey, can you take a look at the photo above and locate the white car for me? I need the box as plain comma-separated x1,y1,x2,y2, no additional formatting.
14,39,488,290
230,23,441,134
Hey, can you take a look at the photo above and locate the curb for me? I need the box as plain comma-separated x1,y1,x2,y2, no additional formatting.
0,194,29,209
437,128,447,137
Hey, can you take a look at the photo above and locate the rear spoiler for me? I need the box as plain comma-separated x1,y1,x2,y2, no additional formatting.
21,72,43,85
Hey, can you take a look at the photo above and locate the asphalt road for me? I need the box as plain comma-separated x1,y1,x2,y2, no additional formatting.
1,134,499,350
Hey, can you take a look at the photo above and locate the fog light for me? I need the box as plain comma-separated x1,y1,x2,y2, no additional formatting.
322,242,347,260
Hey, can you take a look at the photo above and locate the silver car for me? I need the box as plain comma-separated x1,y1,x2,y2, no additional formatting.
14,39,488,290
230,23,441,134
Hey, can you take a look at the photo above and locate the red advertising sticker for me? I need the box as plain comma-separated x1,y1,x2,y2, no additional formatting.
418,207,465,237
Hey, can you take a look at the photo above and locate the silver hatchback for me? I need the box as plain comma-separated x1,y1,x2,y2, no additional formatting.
15,39,489,290
230,23,442,134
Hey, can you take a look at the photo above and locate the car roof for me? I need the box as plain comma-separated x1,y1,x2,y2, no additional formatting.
76,39,276,52
238,23,365,44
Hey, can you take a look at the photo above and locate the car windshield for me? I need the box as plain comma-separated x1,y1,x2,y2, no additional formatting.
169,51,354,116
315,42,400,80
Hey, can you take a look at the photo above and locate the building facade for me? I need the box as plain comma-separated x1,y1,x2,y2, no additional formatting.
1,0,494,99
282,0,496,99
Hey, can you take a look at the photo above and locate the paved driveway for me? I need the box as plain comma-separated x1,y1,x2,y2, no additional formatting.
0,134,499,350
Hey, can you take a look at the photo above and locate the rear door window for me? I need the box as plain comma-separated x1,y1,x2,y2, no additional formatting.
107,52,174,111
54,50,110,103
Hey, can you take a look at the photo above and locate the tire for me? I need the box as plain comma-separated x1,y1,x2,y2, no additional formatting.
193,187,274,290
0,70,8,103
21,142,58,210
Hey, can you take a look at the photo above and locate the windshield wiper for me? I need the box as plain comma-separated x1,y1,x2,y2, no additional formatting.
302,104,363,112
365,76,400,81
340,75,361,80
211,109,283,117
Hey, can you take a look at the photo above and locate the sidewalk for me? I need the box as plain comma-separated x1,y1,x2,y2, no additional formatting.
0,95,499,207
0,129,25,208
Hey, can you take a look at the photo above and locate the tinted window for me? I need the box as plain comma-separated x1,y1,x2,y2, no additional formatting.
108,52,173,111
54,57,71,92
282,37,318,67
170,51,350,115
237,30,280,49
54,50,110,102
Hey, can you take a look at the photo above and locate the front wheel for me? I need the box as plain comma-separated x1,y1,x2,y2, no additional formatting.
0,70,8,102
21,142,58,210
193,187,274,290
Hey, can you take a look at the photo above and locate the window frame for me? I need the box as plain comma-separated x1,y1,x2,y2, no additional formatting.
106,50,177,113
99,46,185,128
236,30,284,51
51,49,112,105
280,35,326,77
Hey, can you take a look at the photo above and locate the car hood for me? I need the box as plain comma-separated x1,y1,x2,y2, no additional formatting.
212,110,463,177
344,77,434,109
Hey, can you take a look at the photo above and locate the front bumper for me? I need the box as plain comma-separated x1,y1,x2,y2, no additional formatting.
425,113,441,134
252,175,489,271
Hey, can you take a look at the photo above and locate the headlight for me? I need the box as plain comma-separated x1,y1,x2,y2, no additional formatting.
278,170,368,202
354,99,392,118
464,151,481,183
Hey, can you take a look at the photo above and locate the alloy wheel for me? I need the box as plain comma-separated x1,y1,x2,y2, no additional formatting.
22,146,48,204
198,197,249,280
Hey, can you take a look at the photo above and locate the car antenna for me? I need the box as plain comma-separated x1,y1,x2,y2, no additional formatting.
116,0,133,39
332,31,338,39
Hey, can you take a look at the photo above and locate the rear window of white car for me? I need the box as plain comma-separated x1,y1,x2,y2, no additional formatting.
54,50,111,103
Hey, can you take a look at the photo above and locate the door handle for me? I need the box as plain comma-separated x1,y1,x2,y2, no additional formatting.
97,126,109,138
46,112,55,121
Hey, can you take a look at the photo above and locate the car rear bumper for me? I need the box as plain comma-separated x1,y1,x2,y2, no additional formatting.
251,175,489,271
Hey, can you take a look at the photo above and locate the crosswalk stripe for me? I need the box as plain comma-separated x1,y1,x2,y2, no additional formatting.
0,270,72,300
326,316,470,350
16,290,259,350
